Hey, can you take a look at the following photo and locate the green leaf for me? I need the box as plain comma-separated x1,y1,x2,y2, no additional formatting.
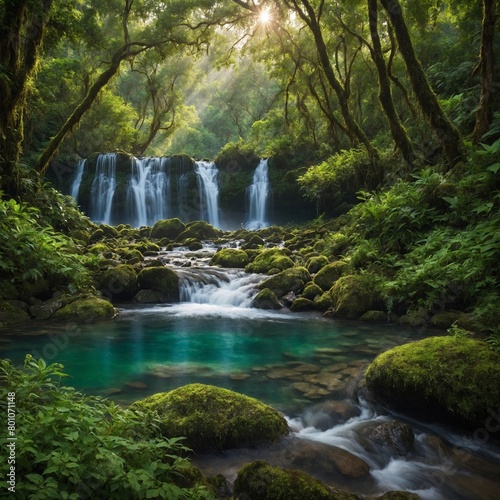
487,163,500,174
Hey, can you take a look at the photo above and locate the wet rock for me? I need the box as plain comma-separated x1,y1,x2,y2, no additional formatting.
360,310,387,322
126,381,148,390
303,372,345,391
98,264,138,301
362,420,415,456
229,372,251,381
29,298,63,320
305,255,329,274
313,261,349,291
266,368,301,379
0,301,30,325
52,295,115,321
252,288,282,310
293,363,322,373
133,290,170,303
375,493,421,500
258,266,311,298
430,310,463,329
150,218,186,239
136,266,179,301
292,382,330,398
302,282,323,300
210,248,249,268
290,297,315,312
302,400,360,430
245,248,294,273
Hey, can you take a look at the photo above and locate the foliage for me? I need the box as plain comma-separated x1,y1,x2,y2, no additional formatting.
0,194,91,289
0,356,214,499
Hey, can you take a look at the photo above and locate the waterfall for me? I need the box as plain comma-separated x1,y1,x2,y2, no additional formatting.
90,153,117,225
195,160,220,228
70,159,86,202
246,158,270,230
127,157,168,227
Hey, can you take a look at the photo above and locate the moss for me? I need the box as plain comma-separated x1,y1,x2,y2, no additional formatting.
314,292,334,312
117,248,144,262
365,336,500,430
132,384,289,452
430,311,463,329
302,282,323,301
375,493,422,500
150,218,186,240
290,297,315,312
188,240,203,251
88,243,111,257
210,248,249,268
360,310,387,322
98,265,138,301
245,248,295,274
178,220,220,240
89,228,105,242
99,224,118,238
306,255,329,274
252,288,282,309
52,296,115,321
330,274,383,319
137,267,179,302
233,461,359,500
258,266,311,298
241,234,265,250
0,301,30,325
313,261,349,291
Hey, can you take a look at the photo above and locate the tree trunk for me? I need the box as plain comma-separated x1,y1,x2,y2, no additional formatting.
380,0,465,167
472,0,496,143
0,0,53,197
368,0,415,167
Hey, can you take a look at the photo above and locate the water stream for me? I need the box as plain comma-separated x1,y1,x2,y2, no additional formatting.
90,152,117,224
1,251,499,498
246,158,270,230
195,160,220,228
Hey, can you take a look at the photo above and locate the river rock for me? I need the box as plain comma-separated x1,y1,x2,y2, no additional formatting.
136,266,179,301
98,264,138,301
361,420,415,456
150,218,186,239
290,297,315,312
305,255,329,274
302,400,361,430
292,382,330,398
29,298,62,320
258,266,311,298
252,288,282,310
375,493,421,500
133,290,171,303
209,248,249,268
313,261,349,291
0,301,30,325
266,367,301,380
303,372,345,391
52,295,116,321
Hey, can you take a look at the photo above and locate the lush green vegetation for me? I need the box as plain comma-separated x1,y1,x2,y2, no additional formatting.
0,356,215,499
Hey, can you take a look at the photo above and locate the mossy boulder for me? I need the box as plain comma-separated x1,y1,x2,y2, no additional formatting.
245,248,294,274
290,297,315,312
98,265,138,301
252,288,282,310
177,220,220,241
210,248,249,268
258,267,311,298
0,301,30,326
365,336,500,430
132,384,289,452
375,494,421,500
136,267,179,302
313,261,349,291
233,461,360,500
52,296,115,321
241,234,265,250
360,310,387,322
314,292,335,312
330,274,383,319
306,255,329,274
150,218,186,240
430,310,463,329
302,282,323,301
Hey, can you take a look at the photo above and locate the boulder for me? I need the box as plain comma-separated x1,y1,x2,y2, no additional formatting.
233,461,360,500
314,292,334,312
252,288,282,310
365,336,500,431
305,255,329,274
258,267,311,298
98,264,138,301
313,261,349,291
29,298,63,320
360,310,387,322
132,384,289,452
361,420,415,456
241,234,265,250
430,310,463,329
302,282,323,301
210,248,249,268
245,248,294,274
375,493,421,500
290,297,315,312
52,296,115,321
133,290,172,303
136,267,179,302
330,274,383,319
150,218,186,240
177,220,220,241
0,301,30,325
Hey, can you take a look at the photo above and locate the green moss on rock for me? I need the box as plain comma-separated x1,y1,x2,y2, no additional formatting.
314,291,334,312
233,461,360,500
252,288,282,310
150,218,186,240
258,267,311,298
210,248,249,268
245,248,294,274
98,265,138,301
0,301,30,325
52,296,115,321
290,297,315,312
132,384,289,452
365,336,500,430
137,267,179,302
302,282,323,301
313,261,349,291
306,255,329,274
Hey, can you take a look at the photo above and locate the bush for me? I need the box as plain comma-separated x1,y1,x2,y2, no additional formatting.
0,356,214,499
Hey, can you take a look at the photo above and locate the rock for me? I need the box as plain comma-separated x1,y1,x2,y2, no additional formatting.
52,295,115,321
133,290,171,303
241,234,265,249
313,261,349,291
302,372,345,391
290,297,315,312
178,220,220,240
281,291,297,306
302,282,323,300
306,255,329,274
245,248,294,274
132,384,289,452
29,298,62,320
258,266,311,298
362,420,415,456
150,218,186,240
292,382,330,398
266,368,300,379
365,336,500,431
330,274,383,319
137,266,179,301
375,493,422,500
430,310,463,329
360,310,387,322
0,301,30,325
233,460,359,500
302,400,360,430
98,264,138,301
252,288,282,309
314,291,334,312
125,381,148,389
210,248,249,268
399,307,429,327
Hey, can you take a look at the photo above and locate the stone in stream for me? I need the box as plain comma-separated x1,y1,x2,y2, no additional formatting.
302,372,345,391
302,400,361,430
359,420,415,456
292,382,330,399
293,363,322,373
229,372,251,381
321,362,349,373
126,381,148,390
266,368,302,380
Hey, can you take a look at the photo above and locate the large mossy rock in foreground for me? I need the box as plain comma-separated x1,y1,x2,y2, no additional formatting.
52,296,115,321
150,218,186,240
210,248,249,268
132,384,289,452
245,248,294,274
365,336,500,431
258,266,311,298
233,461,361,500
136,266,179,302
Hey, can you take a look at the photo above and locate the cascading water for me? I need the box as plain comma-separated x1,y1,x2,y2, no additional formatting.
246,158,270,230
195,160,220,228
90,152,117,225
70,159,86,202
127,157,168,227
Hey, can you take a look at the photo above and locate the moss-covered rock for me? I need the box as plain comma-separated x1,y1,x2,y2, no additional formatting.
360,310,387,322
233,461,360,500
132,384,289,452
330,274,383,319
365,336,500,430
98,265,138,301
290,297,315,312
375,493,421,500
258,267,311,298
150,218,186,240
252,288,282,310
306,255,329,274
0,301,30,325
302,282,323,301
313,261,349,291
136,267,179,302
52,296,115,321
177,220,220,241
241,234,266,250
245,248,294,274
210,248,249,268
430,310,463,329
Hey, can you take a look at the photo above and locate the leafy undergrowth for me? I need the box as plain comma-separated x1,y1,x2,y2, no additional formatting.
0,356,214,499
